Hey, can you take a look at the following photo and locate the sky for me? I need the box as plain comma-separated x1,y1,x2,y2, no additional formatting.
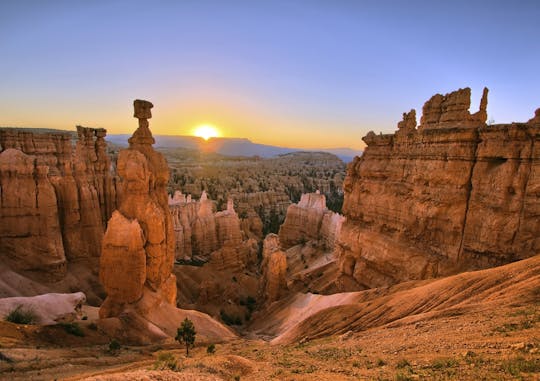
1,0,539,150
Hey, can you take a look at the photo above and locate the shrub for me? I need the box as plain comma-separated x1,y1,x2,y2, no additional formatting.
396,359,411,369
220,310,242,326
154,352,178,371
4,305,38,325
377,358,387,366
59,322,85,337
109,339,121,352
395,372,413,381
431,357,459,369
207,343,216,354
501,356,540,376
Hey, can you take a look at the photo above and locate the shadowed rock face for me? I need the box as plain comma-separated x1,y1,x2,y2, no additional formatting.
338,87,540,288
0,126,116,279
99,99,176,319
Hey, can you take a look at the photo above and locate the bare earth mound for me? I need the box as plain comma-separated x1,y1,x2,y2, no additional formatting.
250,255,539,344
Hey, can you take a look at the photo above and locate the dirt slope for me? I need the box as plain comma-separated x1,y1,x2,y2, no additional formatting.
249,255,540,344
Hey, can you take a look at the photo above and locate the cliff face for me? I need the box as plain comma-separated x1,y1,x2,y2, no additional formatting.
279,192,344,250
0,127,116,279
338,87,539,288
0,149,65,277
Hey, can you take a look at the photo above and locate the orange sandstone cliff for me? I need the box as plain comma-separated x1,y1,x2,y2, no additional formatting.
338,87,540,288
0,126,115,280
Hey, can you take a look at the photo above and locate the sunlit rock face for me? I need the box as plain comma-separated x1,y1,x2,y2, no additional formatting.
0,126,116,279
99,100,176,319
338,87,540,288
278,192,344,250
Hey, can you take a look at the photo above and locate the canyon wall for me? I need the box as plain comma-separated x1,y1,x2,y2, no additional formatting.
279,191,344,250
338,87,540,288
0,127,115,279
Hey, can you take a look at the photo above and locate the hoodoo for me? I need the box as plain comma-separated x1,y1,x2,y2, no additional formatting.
99,100,177,319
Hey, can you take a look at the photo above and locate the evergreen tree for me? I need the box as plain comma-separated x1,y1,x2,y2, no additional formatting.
176,318,196,356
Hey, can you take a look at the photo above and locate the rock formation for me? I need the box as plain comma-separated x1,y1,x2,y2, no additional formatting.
170,192,258,272
0,292,85,325
279,191,344,250
0,126,116,279
170,191,218,260
259,234,288,303
338,87,540,288
99,100,176,319
0,149,66,278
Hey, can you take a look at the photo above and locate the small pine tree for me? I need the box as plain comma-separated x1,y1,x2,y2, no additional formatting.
176,317,196,356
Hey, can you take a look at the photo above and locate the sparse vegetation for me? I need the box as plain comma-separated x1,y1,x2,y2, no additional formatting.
4,305,38,325
431,357,459,369
108,339,121,353
220,310,242,326
307,346,362,361
207,343,216,354
59,322,85,337
153,352,179,371
395,372,413,381
396,359,411,369
176,318,196,356
500,356,540,377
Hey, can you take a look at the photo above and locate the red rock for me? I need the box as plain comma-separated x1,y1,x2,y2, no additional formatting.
99,99,176,320
338,88,539,288
259,234,288,303
279,192,344,250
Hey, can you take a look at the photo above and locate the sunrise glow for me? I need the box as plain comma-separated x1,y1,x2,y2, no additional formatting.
193,124,220,141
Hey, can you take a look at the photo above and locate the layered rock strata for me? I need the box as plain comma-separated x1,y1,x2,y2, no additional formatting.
338,87,540,288
0,126,115,279
99,100,176,318
279,191,344,250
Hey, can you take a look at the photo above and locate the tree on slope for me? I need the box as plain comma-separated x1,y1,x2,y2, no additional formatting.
176,317,196,356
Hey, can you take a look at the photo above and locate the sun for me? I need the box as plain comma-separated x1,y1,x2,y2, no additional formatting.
193,124,220,141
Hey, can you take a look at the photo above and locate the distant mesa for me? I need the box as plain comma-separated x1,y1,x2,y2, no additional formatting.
105,134,363,162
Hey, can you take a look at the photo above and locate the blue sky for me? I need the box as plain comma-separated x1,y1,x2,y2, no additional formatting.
1,0,539,149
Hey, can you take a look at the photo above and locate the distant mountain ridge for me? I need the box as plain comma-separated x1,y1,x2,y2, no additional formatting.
106,134,363,162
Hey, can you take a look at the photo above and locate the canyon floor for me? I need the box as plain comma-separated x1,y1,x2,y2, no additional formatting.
1,257,538,381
